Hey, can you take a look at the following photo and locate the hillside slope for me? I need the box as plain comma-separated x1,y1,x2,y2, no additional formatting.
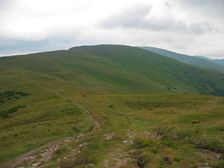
142,46,224,73
1,45,224,96
1,45,224,167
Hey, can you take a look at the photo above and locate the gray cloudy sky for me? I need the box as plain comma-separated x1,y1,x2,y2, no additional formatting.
0,0,223,58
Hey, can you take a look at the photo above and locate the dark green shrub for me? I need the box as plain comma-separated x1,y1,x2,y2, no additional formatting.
107,104,114,108
0,90,29,105
0,105,25,119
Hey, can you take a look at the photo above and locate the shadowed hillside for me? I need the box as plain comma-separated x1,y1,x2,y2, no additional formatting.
142,46,224,73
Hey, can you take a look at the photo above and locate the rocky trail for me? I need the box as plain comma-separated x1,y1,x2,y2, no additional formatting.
0,108,100,168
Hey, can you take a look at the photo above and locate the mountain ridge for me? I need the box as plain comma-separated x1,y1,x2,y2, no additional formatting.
141,46,224,73
1,44,224,96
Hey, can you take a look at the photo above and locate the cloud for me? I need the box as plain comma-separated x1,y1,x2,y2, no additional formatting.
0,0,13,9
0,30,84,56
180,0,224,16
99,3,216,34
0,0,223,58
0,37,69,56
99,4,152,29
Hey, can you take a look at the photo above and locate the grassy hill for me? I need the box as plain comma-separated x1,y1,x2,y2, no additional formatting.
142,46,224,73
1,45,224,95
0,45,224,168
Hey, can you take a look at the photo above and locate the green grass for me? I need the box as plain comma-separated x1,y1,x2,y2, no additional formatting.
0,105,26,119
40,93,224,168
71,94,224,168
0,92,94,163
0,45,224,167
1,45,224,95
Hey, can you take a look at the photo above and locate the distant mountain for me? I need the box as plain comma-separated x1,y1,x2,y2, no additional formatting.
214,59,224,66
142,46,224,73
194,55,212,61
1,45,224,96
